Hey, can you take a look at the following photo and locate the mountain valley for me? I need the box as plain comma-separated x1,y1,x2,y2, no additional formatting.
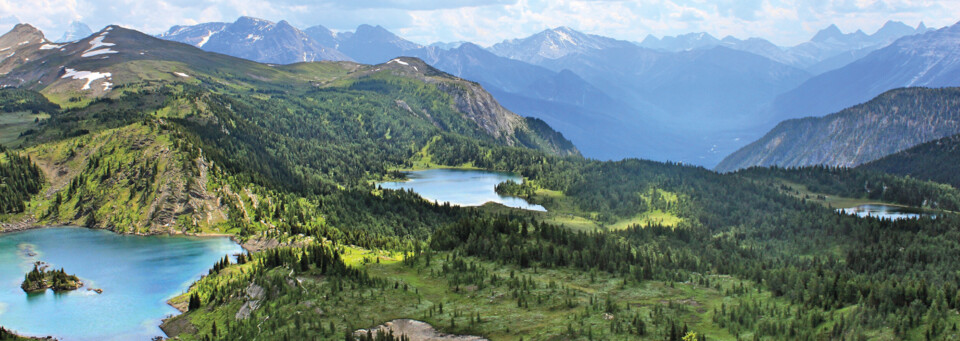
1,12,960,341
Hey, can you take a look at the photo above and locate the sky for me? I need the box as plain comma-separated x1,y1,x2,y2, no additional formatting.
0,0,958,46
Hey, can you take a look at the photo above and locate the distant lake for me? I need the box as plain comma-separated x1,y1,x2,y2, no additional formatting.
838,204,936,221
379,169,546,211
0,227,242,341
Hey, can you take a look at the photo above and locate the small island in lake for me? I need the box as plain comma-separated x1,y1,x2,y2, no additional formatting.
21,262,83,293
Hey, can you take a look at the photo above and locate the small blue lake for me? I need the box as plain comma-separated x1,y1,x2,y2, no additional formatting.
0,227,242,341
379,169,546,211
838,204,936,221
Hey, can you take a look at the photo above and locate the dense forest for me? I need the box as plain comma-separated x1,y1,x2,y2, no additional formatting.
860,134,960,189
0,147,43,213
735,166,960,211
0,88,60,114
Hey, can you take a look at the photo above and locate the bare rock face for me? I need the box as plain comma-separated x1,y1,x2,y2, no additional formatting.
235,283,265,320
354,319,488,341
436,80,523,142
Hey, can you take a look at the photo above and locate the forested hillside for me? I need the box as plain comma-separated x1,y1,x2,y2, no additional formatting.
860,134,960,189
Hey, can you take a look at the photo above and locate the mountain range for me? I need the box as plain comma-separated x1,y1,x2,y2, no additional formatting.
769,23,960,122
158,17,350,64
22,17,960,169
639,20,930,72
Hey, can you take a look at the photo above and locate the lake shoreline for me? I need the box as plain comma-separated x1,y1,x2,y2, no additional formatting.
379,168,546,211
0,220,253,250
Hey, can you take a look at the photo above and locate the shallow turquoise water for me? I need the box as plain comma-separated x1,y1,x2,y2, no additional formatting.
0,227,242,341
838,204,936,220
379,169,546,211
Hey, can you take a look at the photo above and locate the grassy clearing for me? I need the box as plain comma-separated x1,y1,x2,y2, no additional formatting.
477,203,602,232
775,179,893,209
607,209,683,230
0,111,49,147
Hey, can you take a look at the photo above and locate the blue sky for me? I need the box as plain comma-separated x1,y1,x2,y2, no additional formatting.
1,0,957,46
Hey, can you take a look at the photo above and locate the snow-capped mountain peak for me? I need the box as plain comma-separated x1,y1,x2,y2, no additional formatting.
488,26,632,63
57,21,93,43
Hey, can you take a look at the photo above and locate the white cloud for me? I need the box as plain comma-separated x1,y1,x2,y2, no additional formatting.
0,0,957,46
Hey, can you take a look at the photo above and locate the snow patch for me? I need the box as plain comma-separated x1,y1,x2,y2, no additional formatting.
61,68,113,91
174,72,190,78
553,29,574,44
197,28,223,48
388,59,409,66
82,49,118,57
246,34,262,42
39,43,64,50
18,40,30,46
82,31,117,58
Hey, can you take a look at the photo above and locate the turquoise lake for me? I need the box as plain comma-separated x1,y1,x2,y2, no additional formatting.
0,227,243,341
379,169,546,211
838,204,936,220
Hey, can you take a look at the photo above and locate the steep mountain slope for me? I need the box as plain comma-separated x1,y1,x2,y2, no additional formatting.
771,21,960,121
0,24,56,76
303,24,339,49
157,17,350,63
56,21,93,43
157,22,229,48
717,87,960,172
859,134,960,189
